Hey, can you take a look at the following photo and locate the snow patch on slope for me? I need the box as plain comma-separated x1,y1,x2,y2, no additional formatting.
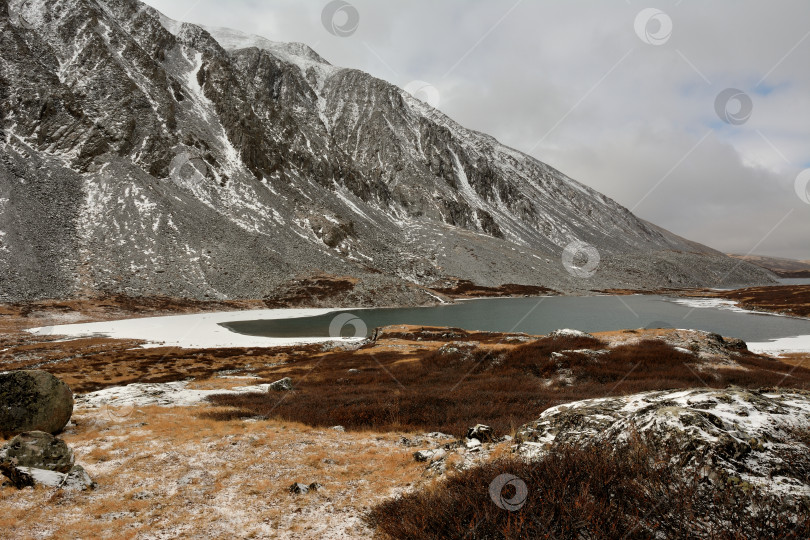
202,25,341,89
450,150,482,210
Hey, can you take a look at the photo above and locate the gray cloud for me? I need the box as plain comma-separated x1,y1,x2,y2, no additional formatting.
144,0,810,259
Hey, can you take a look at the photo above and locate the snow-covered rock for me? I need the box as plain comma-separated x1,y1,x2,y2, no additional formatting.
515,388,810,498
268,377,294,392
548,329,595,339
60,464,96,491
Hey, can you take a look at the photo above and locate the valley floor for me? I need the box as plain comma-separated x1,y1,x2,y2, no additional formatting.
2,291,810,538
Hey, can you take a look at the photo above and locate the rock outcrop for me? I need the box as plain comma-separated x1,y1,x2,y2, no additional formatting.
0,431,74,473
268,377,294,391
515,388,810,498
0,370,74,437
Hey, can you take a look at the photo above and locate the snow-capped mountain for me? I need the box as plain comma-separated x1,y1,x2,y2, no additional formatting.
0,0,774,303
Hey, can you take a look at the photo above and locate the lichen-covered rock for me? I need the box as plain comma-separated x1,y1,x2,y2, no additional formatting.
658,330,749,361
0,431,97,490
0,431,75,473
413,449,440,462
0,371,73,437
514,388,810,498
289,482,309,494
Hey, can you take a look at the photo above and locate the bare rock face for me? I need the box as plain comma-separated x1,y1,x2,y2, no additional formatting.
466,424,495,443
0,371,74,437
515,388,810,499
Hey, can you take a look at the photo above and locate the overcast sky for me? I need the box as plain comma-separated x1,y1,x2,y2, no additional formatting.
144,0,810,260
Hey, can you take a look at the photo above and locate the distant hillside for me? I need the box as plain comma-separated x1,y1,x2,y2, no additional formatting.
728,254,810,278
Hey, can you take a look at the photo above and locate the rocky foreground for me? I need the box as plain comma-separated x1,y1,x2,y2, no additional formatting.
516,388,810,498
2,300,810,538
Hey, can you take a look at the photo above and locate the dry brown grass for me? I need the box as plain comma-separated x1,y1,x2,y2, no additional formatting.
206,333,810,437
711,285,810,318
1,403,426,539
656,285,810,318
3,296,809,538
368,432,810,539
777,353,810,369
431,279,555,298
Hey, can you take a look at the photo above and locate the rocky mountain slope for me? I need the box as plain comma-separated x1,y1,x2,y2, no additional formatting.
728,254,810,278
0,0,775,303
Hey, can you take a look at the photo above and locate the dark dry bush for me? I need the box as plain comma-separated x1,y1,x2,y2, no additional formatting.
366,434,810,539
262,277,356,308
206,337,810,437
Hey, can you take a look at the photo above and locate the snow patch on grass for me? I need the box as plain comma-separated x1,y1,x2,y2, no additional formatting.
75,380,272,409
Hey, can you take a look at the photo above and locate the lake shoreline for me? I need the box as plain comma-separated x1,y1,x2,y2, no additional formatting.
9,286,809,356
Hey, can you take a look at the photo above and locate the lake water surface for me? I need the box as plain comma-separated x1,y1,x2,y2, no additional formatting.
222,295,810,343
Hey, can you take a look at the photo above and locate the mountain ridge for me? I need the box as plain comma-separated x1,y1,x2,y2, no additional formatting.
0,0,775,304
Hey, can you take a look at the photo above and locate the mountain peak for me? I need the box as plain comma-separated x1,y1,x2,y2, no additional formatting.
0,0,775,303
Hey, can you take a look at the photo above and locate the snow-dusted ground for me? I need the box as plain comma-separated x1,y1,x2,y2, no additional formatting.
27,308,361,349
75,380,272,409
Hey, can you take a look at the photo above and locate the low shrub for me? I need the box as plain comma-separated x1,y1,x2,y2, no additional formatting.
367,433,810,539
206,335,810,437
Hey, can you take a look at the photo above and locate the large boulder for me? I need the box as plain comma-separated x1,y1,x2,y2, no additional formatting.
0,432,95,490
0,464,96,491
0,370,73,437
0,431,75,473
